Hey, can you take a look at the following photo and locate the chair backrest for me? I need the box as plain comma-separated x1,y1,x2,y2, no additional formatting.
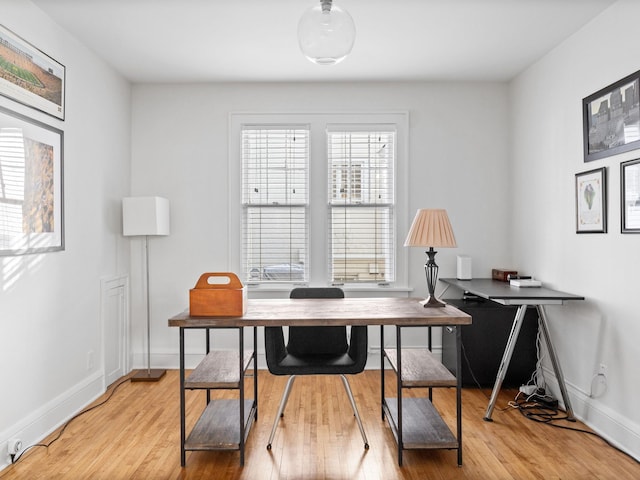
287,287,348,356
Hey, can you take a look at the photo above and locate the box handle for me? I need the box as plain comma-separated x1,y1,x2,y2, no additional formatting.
194,272,243,290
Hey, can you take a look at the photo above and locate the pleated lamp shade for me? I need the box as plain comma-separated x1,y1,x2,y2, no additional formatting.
404,209,457,248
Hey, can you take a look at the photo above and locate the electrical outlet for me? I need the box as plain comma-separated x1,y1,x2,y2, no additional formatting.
592,363,608,397
7,439,22,455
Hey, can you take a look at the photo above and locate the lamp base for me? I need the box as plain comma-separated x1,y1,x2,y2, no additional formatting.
131,369,166,382
420,296,446,308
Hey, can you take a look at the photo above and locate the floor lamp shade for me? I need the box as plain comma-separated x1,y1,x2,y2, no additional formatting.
122,196,170,237
122,196,170,382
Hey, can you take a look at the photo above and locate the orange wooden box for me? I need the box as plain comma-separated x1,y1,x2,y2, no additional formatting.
189,272,247,317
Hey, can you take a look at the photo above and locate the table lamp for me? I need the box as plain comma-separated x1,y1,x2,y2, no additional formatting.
122,196,170,381
404,209,457,307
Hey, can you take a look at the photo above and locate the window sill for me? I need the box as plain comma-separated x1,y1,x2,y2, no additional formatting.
247,283,413,295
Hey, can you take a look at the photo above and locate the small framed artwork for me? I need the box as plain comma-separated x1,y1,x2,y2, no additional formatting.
576,167,607,233
621,158,640,233
0,105,64,255
0,25,65,120
582,69,640,162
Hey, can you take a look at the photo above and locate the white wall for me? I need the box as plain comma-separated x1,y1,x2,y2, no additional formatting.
0,0,131,469
130,82,510,366
8,0,637,470
510,0,640,459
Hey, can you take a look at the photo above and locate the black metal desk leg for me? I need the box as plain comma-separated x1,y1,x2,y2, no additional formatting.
456,325,463,466
253,326,258,422
396,325,403,466
536,305,576,421
239,327,245,466
206,328,211,404
380,326,385,420
180,327,186,466
484,305,528,421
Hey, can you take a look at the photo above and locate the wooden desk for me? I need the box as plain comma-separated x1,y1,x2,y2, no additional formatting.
440,278,584,421
169,297,471,466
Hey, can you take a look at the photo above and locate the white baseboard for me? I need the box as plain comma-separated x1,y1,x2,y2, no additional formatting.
0,371,105,472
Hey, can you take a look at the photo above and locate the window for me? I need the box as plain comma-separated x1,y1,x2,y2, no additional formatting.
328,127,395,284
241,126,309,283
230,112,408,290
0,128,25,244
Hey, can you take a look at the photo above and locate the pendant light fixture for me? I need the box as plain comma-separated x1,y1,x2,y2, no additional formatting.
297,0,356,65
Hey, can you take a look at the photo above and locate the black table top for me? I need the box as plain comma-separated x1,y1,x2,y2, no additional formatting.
440,278,584,304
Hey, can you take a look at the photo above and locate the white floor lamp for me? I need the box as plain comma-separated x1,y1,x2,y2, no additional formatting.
122,196,170,382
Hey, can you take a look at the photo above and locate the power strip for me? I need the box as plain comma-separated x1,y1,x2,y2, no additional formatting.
519,385,537,395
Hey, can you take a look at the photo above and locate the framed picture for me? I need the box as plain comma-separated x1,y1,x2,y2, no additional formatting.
0,105,64,255
0,25,65,120
621,158,640,233
576,167,607,233
582,69,640,162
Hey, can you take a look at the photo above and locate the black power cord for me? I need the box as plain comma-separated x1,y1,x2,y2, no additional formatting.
461,337,638,465
509,391,640,465
11,375,132,464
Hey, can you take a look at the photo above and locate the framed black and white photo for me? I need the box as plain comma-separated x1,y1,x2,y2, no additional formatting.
621,158,640,233
0,106,64,255
582,69,640,162
0,25,65,120
576,167,606,233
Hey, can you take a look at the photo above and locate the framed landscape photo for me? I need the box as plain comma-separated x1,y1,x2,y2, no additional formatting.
0,105,64,255
576,167,607,233
621,158,640,233
582,69,640,162
0,25,65,120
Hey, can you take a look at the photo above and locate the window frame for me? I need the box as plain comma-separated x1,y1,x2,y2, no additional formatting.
229,112,409,292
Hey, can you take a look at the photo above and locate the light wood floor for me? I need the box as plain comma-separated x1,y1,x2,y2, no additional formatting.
1,370,638,480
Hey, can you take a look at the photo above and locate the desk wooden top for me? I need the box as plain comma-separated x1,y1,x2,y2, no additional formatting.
168,297,471,328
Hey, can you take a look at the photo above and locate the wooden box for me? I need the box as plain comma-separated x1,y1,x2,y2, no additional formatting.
491,268,517,282
189,272,247,317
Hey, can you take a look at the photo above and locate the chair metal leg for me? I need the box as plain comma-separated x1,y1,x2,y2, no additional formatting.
267,375,297,450
340,374,369,449
279,375,296,417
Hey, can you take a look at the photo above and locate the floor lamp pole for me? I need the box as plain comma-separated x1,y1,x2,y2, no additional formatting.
132,235,166,382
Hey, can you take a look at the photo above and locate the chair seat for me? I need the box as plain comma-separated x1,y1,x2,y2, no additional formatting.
272,352,364,375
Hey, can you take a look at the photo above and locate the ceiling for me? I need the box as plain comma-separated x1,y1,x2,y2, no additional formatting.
31,0,616,84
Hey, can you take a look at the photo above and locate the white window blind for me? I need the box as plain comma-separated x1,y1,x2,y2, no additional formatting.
241,126,309,283
327,127,395,284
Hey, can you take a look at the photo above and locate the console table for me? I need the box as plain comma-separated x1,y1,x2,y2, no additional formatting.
439,278,584,421
169,297,471,466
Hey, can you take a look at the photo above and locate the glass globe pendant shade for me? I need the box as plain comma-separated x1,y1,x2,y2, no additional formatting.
297,0,356,65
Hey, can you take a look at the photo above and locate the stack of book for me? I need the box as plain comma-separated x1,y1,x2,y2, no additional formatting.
508,275,541,287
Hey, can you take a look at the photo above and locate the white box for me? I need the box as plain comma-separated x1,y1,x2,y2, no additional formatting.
509,279,542,288
457,255,472,280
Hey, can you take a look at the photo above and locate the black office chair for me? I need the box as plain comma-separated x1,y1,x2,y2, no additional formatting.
264,287,369,450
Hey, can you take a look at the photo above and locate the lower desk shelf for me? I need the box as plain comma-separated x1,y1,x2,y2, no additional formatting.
185,399,256,451
383,397,458,450
382,337,462,466
179,327,258,466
